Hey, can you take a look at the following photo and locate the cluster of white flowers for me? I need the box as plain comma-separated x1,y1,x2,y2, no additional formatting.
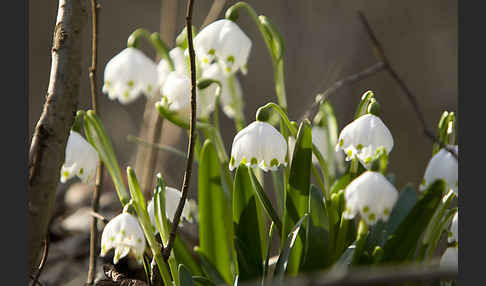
60,131,99,185
335,114,394,168
420,146,458,195
102,19,250,122
343,171,399,225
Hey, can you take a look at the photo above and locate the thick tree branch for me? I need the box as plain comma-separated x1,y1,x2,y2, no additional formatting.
163,0,197,260
28,0,88,274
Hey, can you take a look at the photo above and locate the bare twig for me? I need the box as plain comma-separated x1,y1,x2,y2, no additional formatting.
163,0,197,260
357,11,457,160
30,237,49,286
87,1,103,285
28,0,88,273
127,135,187,159
201,0,227,28
89,211,110,224
302,61,385,121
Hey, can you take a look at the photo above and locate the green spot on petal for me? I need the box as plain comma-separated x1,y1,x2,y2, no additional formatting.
208,49,215,55
270,158,279,167
62,171,69,178
363,206,369,213
120,229,126,236
230,156,235,166
147,84,152,92
251,157,258,165
347,150,353,157
368,213,376,221
241,157,248,164
364,157,372,164
123,91,130,98
357,144,363,150
227,55,235,63
339,139,344,147
127,80,134,87
383,208,390,215
79,168,84,175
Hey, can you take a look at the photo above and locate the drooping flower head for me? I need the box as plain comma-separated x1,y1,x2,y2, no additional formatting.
160,72,216,120
102,47,158,104
229,121,287,172
194,19,252,75
147,186,197,234
420,146,458,195
100,212,146,264
343,171,399,225
60,131,99,185
199,63,244,119
336,114,394,168
157,47,189,89
448,211,458,243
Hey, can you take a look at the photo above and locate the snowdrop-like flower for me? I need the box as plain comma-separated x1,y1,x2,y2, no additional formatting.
194,19,251,75
147,186,196,234
336,114,394,168
440,247,458,270
420,146,458,195
157,47,188,88
199,63,243,118
102,47,158,104
160,72,216,120
60,131,99,185
100,212,146,264
448,211,458,243
229,121,287,172
343,171,399,225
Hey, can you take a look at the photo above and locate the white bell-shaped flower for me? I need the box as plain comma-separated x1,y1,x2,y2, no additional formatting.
448,211,458,243
343,171,399,225
60,131,99,185
336,114,394,168
440,247,458,270
420,146,458,195
157,47,188,89
102,47,158,104
229,121,287,172
147,186,196,234
160,72,216,120
100,212,146,264
199,63,243,118
194,19,251,75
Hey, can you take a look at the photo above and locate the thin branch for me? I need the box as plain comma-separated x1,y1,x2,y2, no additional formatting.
28,0,88,273
89,211,110,224
87,1,103,284
357,11,457,160
30,237,49,286
201,0,227,28
163,0,197,260
301,61,385,121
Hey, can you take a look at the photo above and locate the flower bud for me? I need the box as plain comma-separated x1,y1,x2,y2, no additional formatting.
60,131,99,185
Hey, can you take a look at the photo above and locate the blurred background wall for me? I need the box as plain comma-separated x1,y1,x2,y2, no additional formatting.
30,0,457,192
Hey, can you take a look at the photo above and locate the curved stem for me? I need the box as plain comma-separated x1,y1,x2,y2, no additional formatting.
127,28,175,70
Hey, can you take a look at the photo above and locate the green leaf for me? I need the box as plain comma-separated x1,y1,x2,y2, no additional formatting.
385,185,418,237
193,276,215,286
198,140,234,284
332,243,355,270
283,120,312,274
233,165,265,280
179,264,196,286
194,247,227,285
274,214,308,280
381,180,446,262
174,236,203,276
271,169,285,217
330,173,351,195
301,185,332,271
249,169,283,235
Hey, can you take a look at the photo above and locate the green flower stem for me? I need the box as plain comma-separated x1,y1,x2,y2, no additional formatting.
350,157,359,179
126,167,172,286
334,214,350,261
83,111,130,205
127,28,174,70
422,190,456,244
227,74,246,131
351,220,369,265
257,102,296,135
425,207,457,261
226,2,288,111
155,102,212,130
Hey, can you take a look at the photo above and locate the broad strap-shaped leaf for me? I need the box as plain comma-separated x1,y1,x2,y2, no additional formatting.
194,247,227,286
233,165,265,280
250,169,283,234
174,236,203,276
179,264,196,286
274,214,308,281
301,185,332,271
283,120,313,274
381,180,447,262
198,140,234,284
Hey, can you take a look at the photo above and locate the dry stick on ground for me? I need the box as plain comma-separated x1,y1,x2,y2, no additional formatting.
357,11,458,160
163,0,197,260
28,0,88,273
30,237,49,286
87,1,103,284
201,0,227,28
